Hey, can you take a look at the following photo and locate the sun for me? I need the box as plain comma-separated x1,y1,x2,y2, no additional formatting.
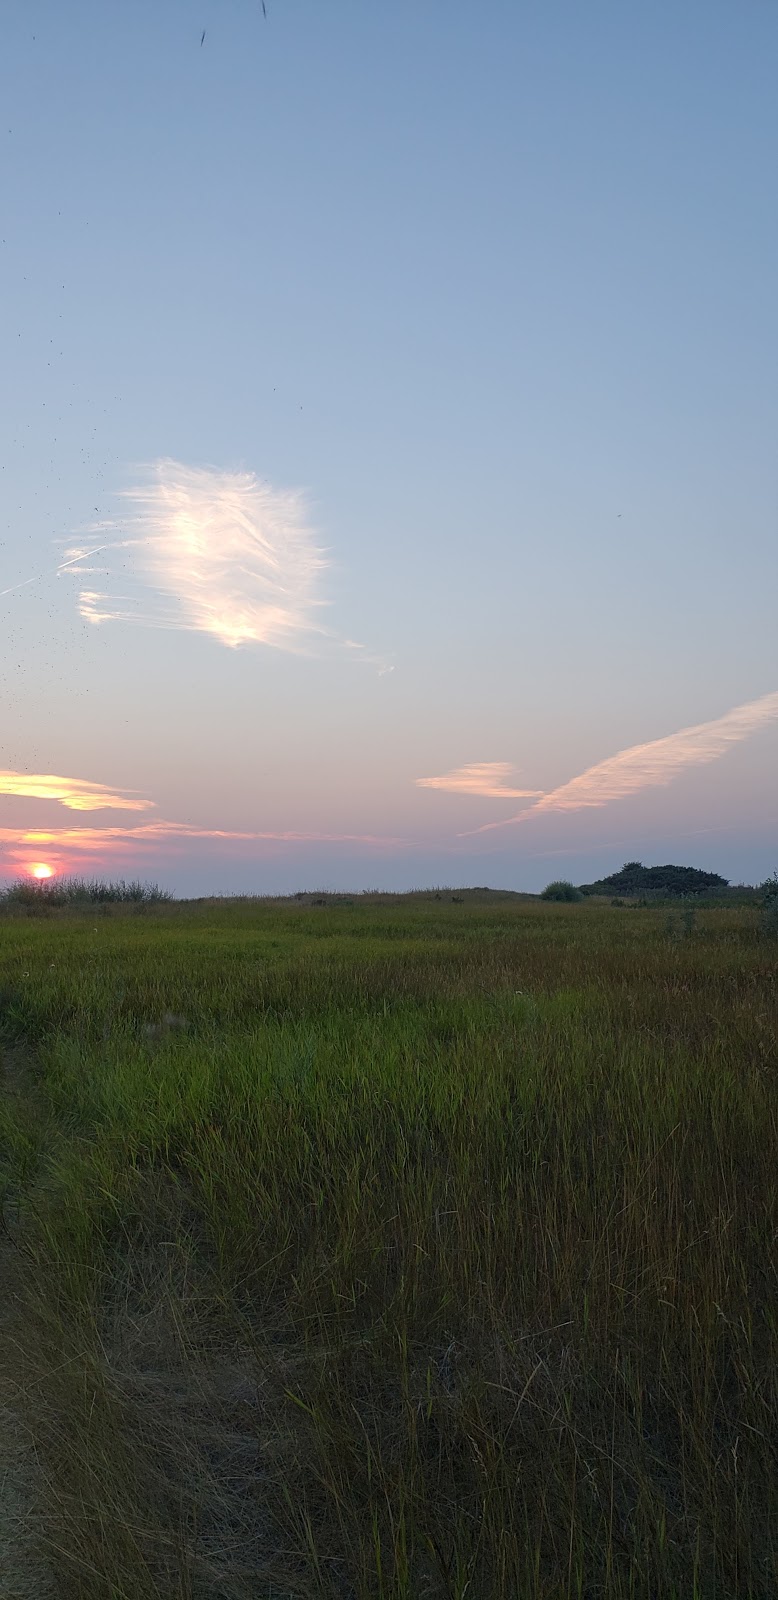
29,863,55,880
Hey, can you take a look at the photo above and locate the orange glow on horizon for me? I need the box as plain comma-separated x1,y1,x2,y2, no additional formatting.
29,863,55,880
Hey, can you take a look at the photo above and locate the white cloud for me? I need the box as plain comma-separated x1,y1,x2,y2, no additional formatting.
458,689,778,836
68,460,387,665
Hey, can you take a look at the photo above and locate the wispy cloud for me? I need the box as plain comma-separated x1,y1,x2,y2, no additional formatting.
458,689,778,836
0,820,407,874
0,771,154,813
0,758,406,877
415,763,543,799
66,459,389,666
0,545,108,599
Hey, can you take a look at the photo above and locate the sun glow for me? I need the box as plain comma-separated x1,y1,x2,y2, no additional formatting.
29,863,55,880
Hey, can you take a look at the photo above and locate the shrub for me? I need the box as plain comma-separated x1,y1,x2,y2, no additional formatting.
760,872,778,937
0,877,172,909
540,879,583,902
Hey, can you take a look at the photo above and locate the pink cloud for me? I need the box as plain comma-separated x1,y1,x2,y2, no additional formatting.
0,819,408,877
415,762,543,799
459,689,778,836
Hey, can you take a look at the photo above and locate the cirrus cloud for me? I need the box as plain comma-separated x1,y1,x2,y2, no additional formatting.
458,689,778,836
0,820,408,876
415,763,543,799
0,771,153,813
67,459,389,669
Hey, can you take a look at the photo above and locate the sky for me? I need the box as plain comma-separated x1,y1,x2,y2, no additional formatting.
1,0,776,895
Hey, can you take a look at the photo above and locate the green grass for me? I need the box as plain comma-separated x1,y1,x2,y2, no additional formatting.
1,894,776,1598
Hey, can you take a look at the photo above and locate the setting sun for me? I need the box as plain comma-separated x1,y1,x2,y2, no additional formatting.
29,863,55,880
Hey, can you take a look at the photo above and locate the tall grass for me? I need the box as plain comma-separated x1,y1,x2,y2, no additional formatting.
1,897,776,1597
0,875,172,909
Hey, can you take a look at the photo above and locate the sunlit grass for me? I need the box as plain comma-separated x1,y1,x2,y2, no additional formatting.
1,895,776,1597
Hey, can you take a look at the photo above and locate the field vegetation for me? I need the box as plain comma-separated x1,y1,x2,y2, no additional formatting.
0,875,172,908
578,863,733,900
539,881,583,903
1,891,776,1598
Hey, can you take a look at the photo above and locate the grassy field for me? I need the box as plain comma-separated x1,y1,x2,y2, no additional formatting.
1,892,776,1599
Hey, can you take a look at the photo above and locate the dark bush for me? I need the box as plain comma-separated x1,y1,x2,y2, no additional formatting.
580,861,729,898
540,880,583,902
760,873,778,936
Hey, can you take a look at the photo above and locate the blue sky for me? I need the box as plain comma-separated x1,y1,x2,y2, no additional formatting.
1,1,776,893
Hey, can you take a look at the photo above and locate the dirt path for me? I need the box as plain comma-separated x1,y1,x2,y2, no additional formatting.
1,1045,56,1598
